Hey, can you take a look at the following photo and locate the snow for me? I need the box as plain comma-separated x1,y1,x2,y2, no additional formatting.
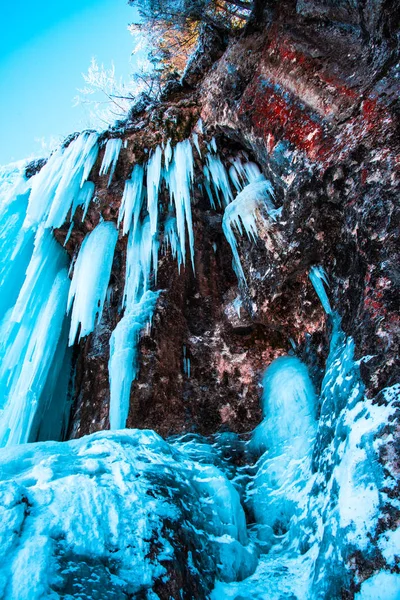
309,265,332,314
355,572,400,599
99,138,122,186
378,527,400,566
68,221,118,345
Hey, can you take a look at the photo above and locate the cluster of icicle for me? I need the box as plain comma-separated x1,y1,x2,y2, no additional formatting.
0,127,279,447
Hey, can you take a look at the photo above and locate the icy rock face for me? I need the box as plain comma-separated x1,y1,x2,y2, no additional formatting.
0,429,256,600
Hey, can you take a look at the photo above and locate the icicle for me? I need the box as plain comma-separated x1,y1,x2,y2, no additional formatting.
65,181,96,242
0,227,71,447
118,165,144,235
109,290,160,429
229,157,264,193
68,221,118,345
99,138,122,186
183,345,191,378
196,118,204,134
64,222,74,246
164,139,172,170
309,265,332,315
165,140,195,270
203,166,216,209
222,179,277,283
163,214,183,267
123,216,156,308
25,132,99,229
204,153,233,207
147,146,162,236
192,132,201,158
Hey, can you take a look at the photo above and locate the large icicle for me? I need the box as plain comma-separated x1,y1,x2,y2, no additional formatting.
123,216,157,308
165,139,195,269
118,164,144,235
0,227,71,447
147,145,162,236
25,132,99,229
222,178,278,283
68,221,118,345
99,138,122,186
109,213,160,429
109,290,160,429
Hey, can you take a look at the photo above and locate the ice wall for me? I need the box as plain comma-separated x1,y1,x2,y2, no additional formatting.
0,226,71,447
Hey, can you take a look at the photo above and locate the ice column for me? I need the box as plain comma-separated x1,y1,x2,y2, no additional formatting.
68,221,118,345
249,356,317,535
109,290,160,429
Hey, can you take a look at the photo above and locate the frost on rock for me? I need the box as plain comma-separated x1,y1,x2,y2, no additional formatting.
25,132,99,229
222,178,278,282
0,429,256,600
99,138,122,186
68,221,118,345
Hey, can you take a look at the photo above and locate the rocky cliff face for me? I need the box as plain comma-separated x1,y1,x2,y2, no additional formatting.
56,0,399,436
35,1,400,596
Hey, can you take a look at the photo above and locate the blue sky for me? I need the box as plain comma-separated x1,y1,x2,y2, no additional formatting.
0,0,138,164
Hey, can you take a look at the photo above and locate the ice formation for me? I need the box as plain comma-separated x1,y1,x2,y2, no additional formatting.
68,221,118,345
248,356,317,539
109,291,160,429
204,153,233,207
165,139,195,269
222,178,278,282
0,429,256,599
0,226,70,447
0,131,398,599
25,132,99,229
309,265,332,314
99,137,122,186
118,164,144,235
146,145,162,236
